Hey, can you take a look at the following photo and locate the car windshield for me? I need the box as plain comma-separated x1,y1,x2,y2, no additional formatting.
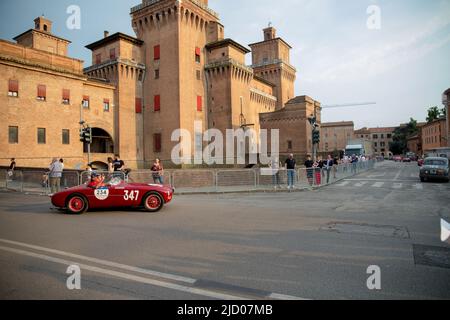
424,159,447,166
86,174,125,186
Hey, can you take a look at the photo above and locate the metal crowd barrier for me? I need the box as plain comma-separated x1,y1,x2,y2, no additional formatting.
1,160,377,195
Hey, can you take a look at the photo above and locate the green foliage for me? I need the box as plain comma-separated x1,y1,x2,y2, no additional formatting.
389,118,419,155
426,106,446,123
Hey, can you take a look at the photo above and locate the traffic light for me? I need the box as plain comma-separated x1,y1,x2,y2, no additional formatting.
79,128,85,142
84,127,92,144
312,130,320,145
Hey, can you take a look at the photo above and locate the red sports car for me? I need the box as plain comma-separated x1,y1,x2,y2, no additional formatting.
51,175,174,214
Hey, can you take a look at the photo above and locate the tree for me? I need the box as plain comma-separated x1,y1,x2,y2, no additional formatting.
426,106,442,123
389,118,419,155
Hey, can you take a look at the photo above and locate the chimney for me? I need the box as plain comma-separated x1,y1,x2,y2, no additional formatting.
104,31,109,38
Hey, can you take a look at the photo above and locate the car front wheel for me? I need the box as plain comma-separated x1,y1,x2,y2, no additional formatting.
66,195,88,215
143,192,164,213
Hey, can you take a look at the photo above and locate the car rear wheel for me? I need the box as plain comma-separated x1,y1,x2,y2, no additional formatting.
66,195,88,215
143,192,164,213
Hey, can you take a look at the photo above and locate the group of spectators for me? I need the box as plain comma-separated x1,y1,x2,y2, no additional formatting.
269,154,370,190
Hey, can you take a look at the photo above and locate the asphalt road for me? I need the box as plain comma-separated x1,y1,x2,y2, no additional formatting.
0,161,449,300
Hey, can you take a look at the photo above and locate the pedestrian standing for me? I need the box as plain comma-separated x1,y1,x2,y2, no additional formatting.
313,158,321,185
304,155,314,186
59,159,64,171
107,157,114,174
325,155,334,184
113,155,125,178
151,158,164,185
7,158,16,180
48,158,63,195
285,154,296,190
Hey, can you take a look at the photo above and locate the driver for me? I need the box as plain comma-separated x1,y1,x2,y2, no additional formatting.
88,172,106,189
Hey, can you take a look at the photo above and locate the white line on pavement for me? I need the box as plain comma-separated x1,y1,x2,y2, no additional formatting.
337,181,350,186
392,183,403,189
372,182,385,188
0,245,245,300
0,239,309,300
355,181,368,187
0,238,195,284
413,184,423,190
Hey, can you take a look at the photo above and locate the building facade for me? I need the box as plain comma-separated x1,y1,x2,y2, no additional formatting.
421,118,447,153
319,121,354,154
1,0,319,170
354,127,396,157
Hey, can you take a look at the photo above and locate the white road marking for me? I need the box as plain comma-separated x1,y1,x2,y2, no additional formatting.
337,181,350,186
268,293,309,301
413,184,423,190
0,238,309,300
0,245,245,300
372,182,385,188
394,168,404,181
355,181,368,187
392,183,403,189
0,238,195,284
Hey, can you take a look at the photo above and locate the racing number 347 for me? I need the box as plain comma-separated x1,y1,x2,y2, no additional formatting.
124,190,140,201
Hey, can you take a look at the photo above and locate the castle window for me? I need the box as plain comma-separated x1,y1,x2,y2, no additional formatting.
197,96,202,112
62,89,70,105
110,48,116,60
154,95,161,112
37,128,46,144
82,96,90,108
195,47,201,63
287,140,293,150
9,126,18,144
135,98,142,114
154,45,160,60
154,134,162,153
196,70,201,80
43,24,48,32
103,99,110,112
155,69,160,79
96,54,101,65
37,85,46,101
62,129,70,145
8,80,19,97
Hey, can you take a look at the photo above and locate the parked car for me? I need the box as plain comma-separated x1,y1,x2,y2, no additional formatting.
51,174,174,214
393,155,402,162
402,157,412,163
418,158,425,167
419,157,449,182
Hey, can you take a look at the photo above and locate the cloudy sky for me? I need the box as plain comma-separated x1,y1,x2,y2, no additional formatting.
1,0,449,129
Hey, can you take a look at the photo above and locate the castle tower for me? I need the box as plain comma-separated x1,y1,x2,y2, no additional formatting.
13,16,70,56
249,26,296,110
85,32,146,168
131,0,221,165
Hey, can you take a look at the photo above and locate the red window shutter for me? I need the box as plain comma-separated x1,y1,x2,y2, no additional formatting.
96,54,101,64
104,98,109,104
197,95,202,112
154,134,162,152
9,80,18,92
154,45,160,60
135,98,142,114
83,95,90,101
37,85,46,97
195,47,201,56
62,89,70,100
154,95,161,111
110,48,116,60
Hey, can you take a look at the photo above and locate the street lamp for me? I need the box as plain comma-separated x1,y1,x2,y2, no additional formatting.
443,89,450,148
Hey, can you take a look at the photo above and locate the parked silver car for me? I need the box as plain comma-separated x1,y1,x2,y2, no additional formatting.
419,157,449,182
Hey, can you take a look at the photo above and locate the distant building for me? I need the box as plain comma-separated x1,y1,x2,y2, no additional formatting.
354,127,396,157
421,118,447,153
319,121,354,155
444,88,450,147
